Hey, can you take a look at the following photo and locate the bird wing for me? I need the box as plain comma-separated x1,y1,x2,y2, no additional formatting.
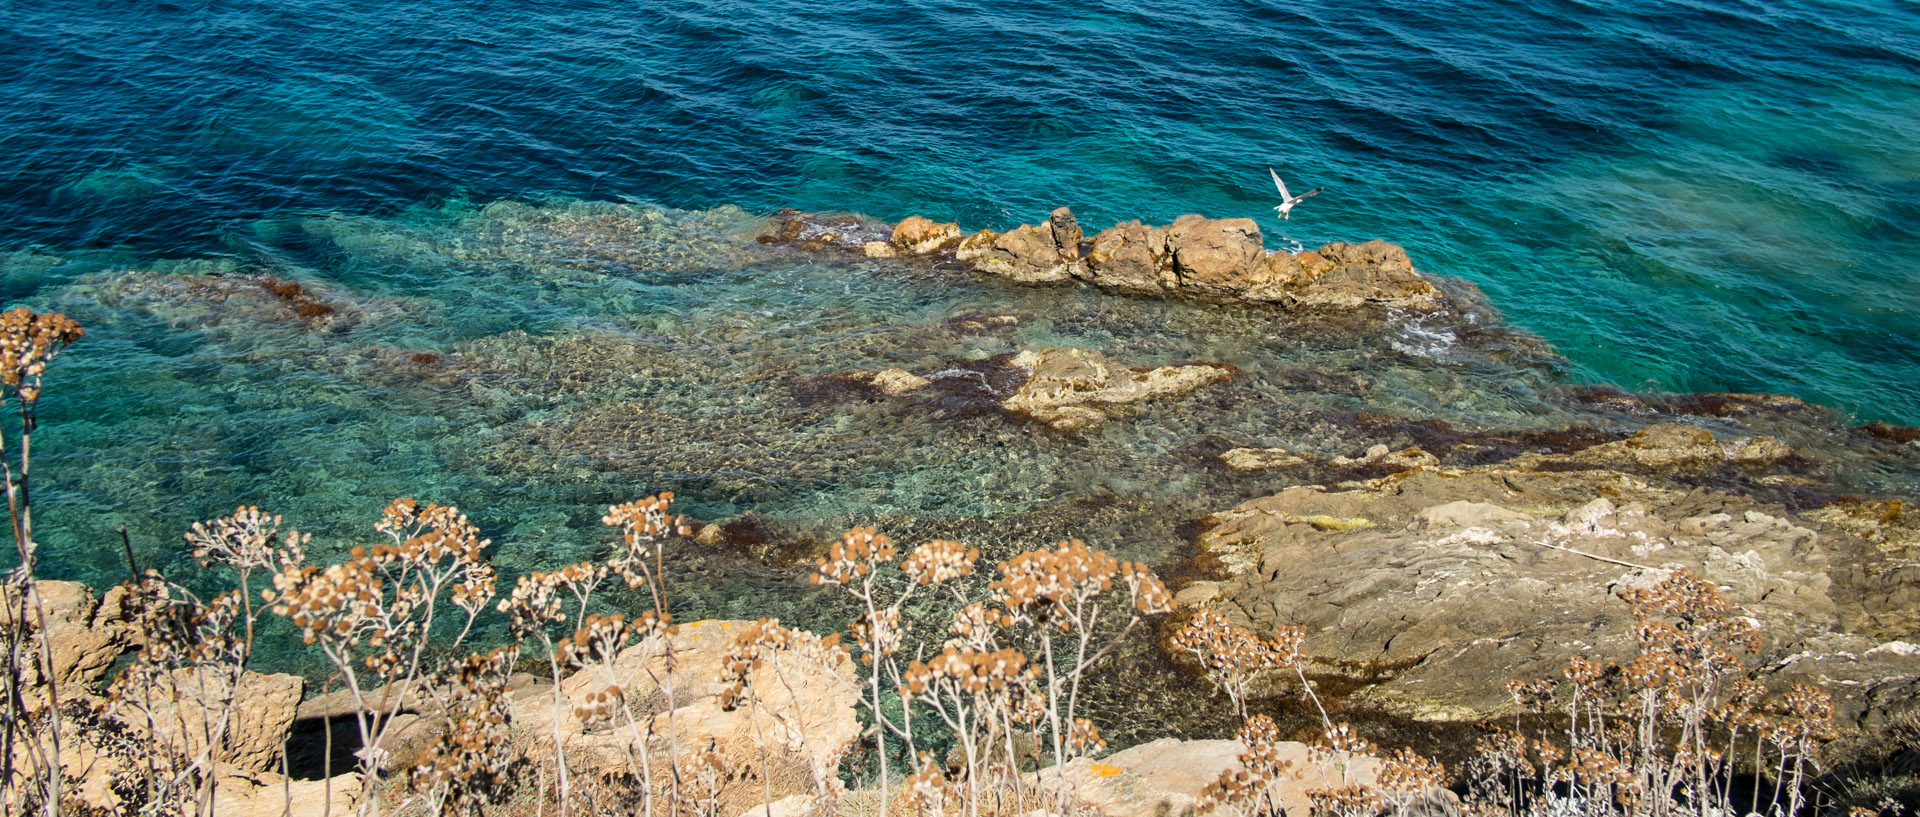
1270,167,1291,200
1288,187,1324,205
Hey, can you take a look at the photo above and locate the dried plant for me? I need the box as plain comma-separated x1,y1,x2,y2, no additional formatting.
406,646,520,817
0,307,82,817
1169,608,1306,720
266,498,497,815
812,529,979,816
499,493,689,817
1467,569,1838,817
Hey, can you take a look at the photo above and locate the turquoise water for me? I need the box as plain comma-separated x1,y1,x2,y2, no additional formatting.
1,0,1918,674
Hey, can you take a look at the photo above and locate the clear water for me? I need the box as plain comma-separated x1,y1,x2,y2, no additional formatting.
1,0,1918,675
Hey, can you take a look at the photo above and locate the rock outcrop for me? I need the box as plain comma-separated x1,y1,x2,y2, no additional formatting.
867,208,1444,309
1194,464,1916,722
512,619,861,815
124,667,306,774
1503,422,1792,472
0,580,136,692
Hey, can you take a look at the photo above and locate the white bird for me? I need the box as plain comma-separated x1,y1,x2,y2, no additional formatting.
1269,168,1323,221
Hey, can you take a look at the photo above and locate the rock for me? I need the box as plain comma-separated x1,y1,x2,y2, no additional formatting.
861,241,899,258
1220,444,1438,473
211,773,361,817
1083,221,1172,295
868,368,931,396
1202,468,1855,720
1506,423,1791,472
759,209,890,253
512,619,859,816
1861,421,1920,444
1413,501,1535,530
121,668,305,774
1000,348,1236,431
0,580,136,692
1046,737,1382,817
1048,207,1084,261
971,224,1074,283
890,216,963,255
1221,447,1316,472
953,229,1001,264
1163,215,1265,298
1247,241,1437,308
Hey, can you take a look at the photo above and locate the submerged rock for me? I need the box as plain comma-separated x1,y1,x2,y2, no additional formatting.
1001,348,1238,431
1504,422,1791,472
1220,443,1440,473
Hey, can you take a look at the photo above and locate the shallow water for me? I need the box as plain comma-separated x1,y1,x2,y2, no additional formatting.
11,199,1918,680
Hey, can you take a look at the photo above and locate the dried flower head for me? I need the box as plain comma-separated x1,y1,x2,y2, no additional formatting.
0,306,83,402
1198,714,1294,814
900,539,979,585
604,492,690,590
814,526,895,586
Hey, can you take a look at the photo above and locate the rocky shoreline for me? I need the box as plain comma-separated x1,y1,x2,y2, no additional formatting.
13,201,1920,815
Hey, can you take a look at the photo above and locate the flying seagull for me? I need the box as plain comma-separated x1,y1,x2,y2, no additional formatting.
1269,168,1322,221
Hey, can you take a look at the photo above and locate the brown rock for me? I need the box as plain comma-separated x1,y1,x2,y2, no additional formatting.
889,216,963,255
1247,240,1438,308
1083,221,1172,295
968,224,1073,283
1163,215,1265,298
1048,206,1084,261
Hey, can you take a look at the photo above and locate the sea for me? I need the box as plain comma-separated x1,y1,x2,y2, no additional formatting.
1,0,1917,681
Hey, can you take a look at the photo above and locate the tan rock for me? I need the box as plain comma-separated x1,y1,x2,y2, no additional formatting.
512,619,859,816
1164,215,1265,298
1221,447,1315,472
211,773,361,817
1000,348,1235,431
954,229,1001,264
1202,468,1851,720
1083,221,1172,295
1245,240,1438,308
122,667,304,774
890,216,963,255
1506,423,1792,472
0,580,136,692
1047,737,1382,817
868,368,931,396
862,241,899,258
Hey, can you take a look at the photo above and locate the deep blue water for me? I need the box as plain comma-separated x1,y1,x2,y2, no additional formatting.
3,0,1917,423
